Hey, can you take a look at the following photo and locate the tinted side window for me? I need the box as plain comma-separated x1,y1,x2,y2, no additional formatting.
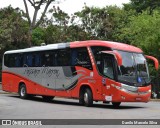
4,47,93,69
41,51,58,66
91,46,111,72
4,54,10,67
91,46,111,62
57,49,71,66
71,47,92,70
34,53,41,67
4,54,23,67
25,53,33,67
23,52,38,67
15,54,23,67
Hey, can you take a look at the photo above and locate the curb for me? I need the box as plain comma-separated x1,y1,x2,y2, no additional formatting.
150,99,160,102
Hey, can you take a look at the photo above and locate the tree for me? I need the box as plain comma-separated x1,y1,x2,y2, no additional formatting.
43,6,90,44
23,0,62,46
75,5,112,40
107,6,136,43
0,6,29,51
74,5,136,42
32,27,45,45
0,6,29,81
119,10,160,58
129,0,160,14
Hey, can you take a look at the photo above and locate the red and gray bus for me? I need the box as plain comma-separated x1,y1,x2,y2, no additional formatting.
2,40,159,107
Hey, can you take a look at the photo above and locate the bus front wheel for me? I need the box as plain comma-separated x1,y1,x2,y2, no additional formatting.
19,84,28,99
81,88,93,107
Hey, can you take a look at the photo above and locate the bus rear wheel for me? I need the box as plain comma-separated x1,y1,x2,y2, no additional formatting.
80,88,93,107
112,102,121,108
42,96,54,102
19,84,28,99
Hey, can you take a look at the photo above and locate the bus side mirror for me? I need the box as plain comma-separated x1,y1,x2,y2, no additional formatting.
145,55,159,70
101,51,122,66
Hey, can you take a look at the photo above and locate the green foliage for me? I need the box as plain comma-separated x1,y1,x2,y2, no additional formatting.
75,6,112,40
119,10,160,58
0,6,29,81
44,25,63,43
51,6,70,26
44,24,90,44
106,6,136,43
44,6,91,44
0,6,29,50
130,0,160,14
32,27,45,46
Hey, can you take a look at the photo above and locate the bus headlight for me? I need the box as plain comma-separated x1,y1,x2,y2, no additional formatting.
121,83,138,92
111,84,121,90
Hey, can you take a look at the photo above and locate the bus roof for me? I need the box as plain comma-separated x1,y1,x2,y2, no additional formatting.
70,40,142,53
4,43,70,54
4,40,142,54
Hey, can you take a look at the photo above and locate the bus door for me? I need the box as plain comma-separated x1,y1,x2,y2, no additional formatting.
100,52,121,101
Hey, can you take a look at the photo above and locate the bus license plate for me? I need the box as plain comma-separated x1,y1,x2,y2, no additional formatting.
136,98,141,101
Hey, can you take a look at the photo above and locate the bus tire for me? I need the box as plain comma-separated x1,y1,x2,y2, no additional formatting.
112,102,121,108
19,84,28,99
79,92,85,105
42,96,54,102
83,88,93,107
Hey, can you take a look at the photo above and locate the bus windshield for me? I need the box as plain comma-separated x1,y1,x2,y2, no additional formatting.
117,50,150,86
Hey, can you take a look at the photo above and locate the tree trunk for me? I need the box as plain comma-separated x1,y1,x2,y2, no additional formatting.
28,28,33,47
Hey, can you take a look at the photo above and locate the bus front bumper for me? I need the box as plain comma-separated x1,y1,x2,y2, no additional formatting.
105,84,151,103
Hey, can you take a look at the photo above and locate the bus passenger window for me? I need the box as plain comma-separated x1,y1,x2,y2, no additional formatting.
15,55,23,67
34,54,41,67
4,54,15,67
41,53,48,66
45,54,50,66
41,51,55,67
71,49,77,66
71,47,92,70
4,54,9,67
26,54,33,67
57,49,71,66
52,53,57,66
15,56,19,67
